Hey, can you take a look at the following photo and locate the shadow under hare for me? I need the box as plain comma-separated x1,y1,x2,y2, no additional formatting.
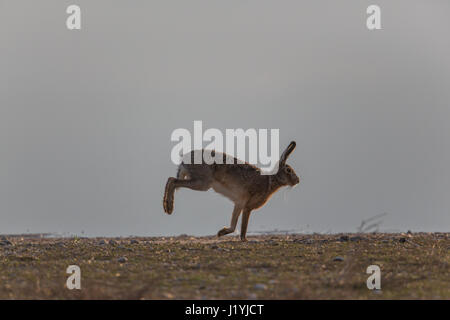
163,141,300,241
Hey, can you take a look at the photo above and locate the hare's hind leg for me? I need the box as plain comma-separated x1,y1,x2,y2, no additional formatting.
163,177,211,214
163,177,176,214
240,208,252,241
217,204,242,237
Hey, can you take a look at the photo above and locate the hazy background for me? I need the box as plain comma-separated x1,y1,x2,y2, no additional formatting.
1,0,449,237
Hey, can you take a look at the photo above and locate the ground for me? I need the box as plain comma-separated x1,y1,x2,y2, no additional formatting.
0,233,448,299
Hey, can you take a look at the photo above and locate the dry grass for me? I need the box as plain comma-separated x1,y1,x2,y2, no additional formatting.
0,233,448,299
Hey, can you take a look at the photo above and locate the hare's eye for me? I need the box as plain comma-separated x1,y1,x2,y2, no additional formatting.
286,167,291,173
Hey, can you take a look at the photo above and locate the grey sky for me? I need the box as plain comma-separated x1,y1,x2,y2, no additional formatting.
1,1,449,236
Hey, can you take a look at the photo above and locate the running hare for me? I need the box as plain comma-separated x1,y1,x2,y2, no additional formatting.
163,141,299,241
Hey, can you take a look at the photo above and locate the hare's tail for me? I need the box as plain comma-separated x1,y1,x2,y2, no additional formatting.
163,177,176,214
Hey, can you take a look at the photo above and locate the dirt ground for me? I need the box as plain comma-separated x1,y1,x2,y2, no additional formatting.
0,232,448,299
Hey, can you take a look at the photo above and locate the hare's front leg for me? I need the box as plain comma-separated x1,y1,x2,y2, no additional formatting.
240,208,252,241
217,204,242,237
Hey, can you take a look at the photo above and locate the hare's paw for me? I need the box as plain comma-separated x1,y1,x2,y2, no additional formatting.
217,227,232,237
163,197,173,214
163,177,175,214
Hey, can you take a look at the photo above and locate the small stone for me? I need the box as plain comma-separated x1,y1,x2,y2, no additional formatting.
295,238,314,244
0,236,7,241
130,239,139,244
0,240,12,246
339,235,349,242
253,283,267,290
247,293,257,299
399,238,406,243
108,239,118,245
333,256,344,262
210,245,219,249
248,268,258,274
350,236,364,242
117,257,128,263
163,292,174,299
98,239,106,245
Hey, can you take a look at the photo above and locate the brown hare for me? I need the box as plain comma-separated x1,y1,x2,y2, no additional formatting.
163,141,299,241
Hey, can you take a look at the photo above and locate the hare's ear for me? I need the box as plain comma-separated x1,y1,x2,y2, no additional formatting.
280,141,296,165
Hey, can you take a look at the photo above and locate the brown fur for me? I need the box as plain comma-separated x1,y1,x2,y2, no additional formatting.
163,141,300,241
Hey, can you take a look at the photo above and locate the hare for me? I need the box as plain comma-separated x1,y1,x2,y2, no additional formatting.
163,141,299,241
